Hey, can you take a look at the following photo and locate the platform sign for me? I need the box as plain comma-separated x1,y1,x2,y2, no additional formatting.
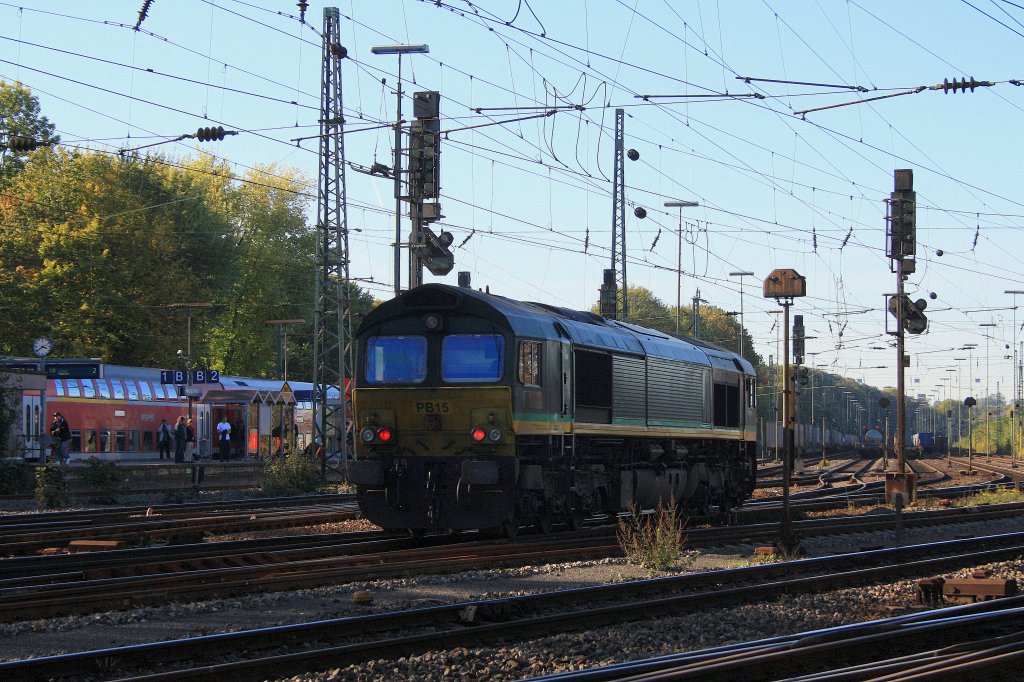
191,369,220,384
161,369,220,384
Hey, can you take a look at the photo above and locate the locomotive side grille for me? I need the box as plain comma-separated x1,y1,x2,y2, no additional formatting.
612,355,646,420
647,357,705,425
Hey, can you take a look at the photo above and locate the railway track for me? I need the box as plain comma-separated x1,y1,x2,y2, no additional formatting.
0,494,359,556
4,531,1023,681
3,502,1023,622
536,595,1024,680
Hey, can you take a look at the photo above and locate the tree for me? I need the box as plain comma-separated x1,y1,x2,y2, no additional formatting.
0,149,233,364
0,81,59,186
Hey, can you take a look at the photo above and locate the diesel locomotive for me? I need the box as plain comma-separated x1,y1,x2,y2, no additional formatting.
349,283,758,535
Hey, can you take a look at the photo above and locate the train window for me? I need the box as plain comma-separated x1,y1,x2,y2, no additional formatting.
518,340,542,386
442,335,504,383
125,381,140,400
97,380,111,399
81,380,96,398
139,382,153,401
67,430,81,453
111,381,125,400
151,383,165,399
66,379,81,397
129,430,140,451
83,430,97,453
115,431,127,452
100,430,112,453
54,380,65,397
143,430,153,451
365,335,427,384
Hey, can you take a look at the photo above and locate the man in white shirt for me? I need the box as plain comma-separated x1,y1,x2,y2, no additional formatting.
216,416,231,460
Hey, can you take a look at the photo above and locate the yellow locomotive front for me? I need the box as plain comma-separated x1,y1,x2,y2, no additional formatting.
349,305,521,532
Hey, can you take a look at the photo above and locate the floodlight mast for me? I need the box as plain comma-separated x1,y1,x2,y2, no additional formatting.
664,201,699,334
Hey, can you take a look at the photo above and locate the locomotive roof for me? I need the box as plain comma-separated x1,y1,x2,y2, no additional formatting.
363,284,755,374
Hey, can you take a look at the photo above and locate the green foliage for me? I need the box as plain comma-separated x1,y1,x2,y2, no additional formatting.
34,463,67,508
81,456,123,504
0,373,16,456
0,460,34,494
617,500,690,571
0,80,59,186
261,453,323,496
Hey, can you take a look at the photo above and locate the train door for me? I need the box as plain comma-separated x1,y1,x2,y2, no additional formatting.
21,393,43,461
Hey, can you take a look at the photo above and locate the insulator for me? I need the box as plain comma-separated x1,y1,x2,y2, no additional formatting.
7,136,38,152
626,148,639,161
196,126,226,142
297,0,308,22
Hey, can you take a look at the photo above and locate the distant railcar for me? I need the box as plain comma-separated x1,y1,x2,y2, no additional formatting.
349,283,758,535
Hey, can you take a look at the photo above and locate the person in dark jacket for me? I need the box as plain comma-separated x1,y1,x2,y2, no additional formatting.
157,419,173,460
173,416,187,463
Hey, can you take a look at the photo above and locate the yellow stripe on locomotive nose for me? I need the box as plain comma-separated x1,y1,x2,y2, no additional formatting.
352,386,515,456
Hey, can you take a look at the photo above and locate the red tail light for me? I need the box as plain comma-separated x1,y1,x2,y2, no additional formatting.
377,428,394,443
470,427,487,442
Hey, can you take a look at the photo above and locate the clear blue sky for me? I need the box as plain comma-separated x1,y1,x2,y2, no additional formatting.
3,1,1023,408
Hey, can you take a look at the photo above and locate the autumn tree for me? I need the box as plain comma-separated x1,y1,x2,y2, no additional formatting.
0,81,59,186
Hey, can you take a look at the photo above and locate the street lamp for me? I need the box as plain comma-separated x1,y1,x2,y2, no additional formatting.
371,43,430,296
664,200,699,334
729,270,754,357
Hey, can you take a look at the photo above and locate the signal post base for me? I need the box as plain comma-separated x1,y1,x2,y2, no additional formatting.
885,471,917,505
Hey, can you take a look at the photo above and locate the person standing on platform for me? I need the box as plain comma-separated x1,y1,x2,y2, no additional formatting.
216,415,231,460
185,418,196,461
173,416,187,463
49,412,70,465
157,418,173,460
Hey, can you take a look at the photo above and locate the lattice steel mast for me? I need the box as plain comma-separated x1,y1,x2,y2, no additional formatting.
611,108,627,319
313,7,353,477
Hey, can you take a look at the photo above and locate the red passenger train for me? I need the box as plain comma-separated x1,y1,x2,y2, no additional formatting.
12,361,318,463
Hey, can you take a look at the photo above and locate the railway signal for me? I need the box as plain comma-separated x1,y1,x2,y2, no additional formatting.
763,267,807,556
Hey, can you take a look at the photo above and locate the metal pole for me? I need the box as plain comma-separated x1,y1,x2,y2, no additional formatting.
780,299,794,549
730,271,754,357
393,55,403,296
665,201,697,334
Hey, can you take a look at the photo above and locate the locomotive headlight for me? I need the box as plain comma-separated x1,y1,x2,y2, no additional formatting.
360,427,377,444
377,428,394,443
424,313,442,331
487,427,503,442
470,427,487,442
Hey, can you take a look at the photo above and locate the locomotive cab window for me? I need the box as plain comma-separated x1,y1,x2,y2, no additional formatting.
366,335,427,384
518,340,542,386
442,334,504,382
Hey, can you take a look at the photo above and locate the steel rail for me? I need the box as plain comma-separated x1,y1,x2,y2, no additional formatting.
4,533,1024,680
